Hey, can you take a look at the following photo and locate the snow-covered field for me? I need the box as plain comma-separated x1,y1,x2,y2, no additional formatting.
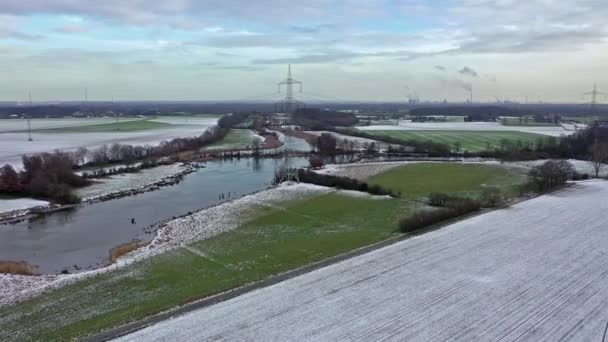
0,118,140,133
359,121,574,137
75,163,189,200
0,198,48,215
0,182,332,306
116,180,608,342
0,117,218,168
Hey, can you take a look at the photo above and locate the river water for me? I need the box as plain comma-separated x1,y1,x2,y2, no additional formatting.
0,157,313,274
0,135,318,274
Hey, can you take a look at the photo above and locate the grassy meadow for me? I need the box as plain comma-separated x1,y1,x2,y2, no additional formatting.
367,130,545,152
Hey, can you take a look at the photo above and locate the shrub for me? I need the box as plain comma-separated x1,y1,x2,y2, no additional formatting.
0,261,37,276
428,193,450,207
528,160,575,192
399,198,481,233
399,208,456,233
109,241,143,263
445,197,481,213
480,186,504,208
309,155,324,169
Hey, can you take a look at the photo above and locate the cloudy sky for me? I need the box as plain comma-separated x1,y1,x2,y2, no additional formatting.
0,0,606,103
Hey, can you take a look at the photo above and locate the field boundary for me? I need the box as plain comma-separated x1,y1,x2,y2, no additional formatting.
84,187,549,342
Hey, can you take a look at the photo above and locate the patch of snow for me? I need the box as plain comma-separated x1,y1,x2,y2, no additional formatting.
337,190,392,200
75,163,189,200
0,198,48,215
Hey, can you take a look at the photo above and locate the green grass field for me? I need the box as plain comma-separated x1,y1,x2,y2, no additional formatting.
36,119,172,133
368,130,545,152
204,129,258,150
368,163,526,198
0,163,526,341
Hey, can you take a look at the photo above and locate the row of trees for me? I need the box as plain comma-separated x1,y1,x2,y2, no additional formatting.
75,126,228,167
1,152,91,204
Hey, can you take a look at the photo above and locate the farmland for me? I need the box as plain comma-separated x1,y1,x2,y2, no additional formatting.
203,129,261,150
367,163,526,197
0,163,526,341
359,121,572,137
34,119,171,133
0,116,219,167
366,130,547,152
115,180,608,342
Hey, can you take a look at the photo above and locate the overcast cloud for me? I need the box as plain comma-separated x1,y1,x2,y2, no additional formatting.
0,0,606,102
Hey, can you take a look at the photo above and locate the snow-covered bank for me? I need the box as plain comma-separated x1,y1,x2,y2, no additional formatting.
0,198,49,215
75,163,191,201
0,182,332,307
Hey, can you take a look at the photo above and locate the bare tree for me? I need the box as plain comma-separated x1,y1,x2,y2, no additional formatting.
74,147,89,166
528,160,575,191
589,142,608,178
251,137,263,157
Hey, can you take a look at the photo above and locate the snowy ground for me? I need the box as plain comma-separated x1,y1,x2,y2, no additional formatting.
0,117,140,133
0,117,218,168
359,121,574,137
116,180,608,342
75,163,189,200
507,159,608,178
0,182,333,307
0,198,48,216
317,161,423,180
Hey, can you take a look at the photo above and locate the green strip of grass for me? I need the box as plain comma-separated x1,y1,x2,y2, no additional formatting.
35,119,172,133
369,130,544,152
203,129,257,150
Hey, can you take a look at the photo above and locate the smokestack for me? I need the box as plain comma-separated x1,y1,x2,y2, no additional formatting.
470,87,473,104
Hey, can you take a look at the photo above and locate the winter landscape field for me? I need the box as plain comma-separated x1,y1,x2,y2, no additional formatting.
115,180,608,342
0,116,219,167
359,121,575,137
366,130,546,152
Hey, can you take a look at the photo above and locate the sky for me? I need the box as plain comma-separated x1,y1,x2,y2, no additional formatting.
0,0,606,103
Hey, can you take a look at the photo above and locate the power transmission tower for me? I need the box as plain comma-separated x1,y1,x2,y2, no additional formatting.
277,64,303,115
27,91,33,141
584,83,606,113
